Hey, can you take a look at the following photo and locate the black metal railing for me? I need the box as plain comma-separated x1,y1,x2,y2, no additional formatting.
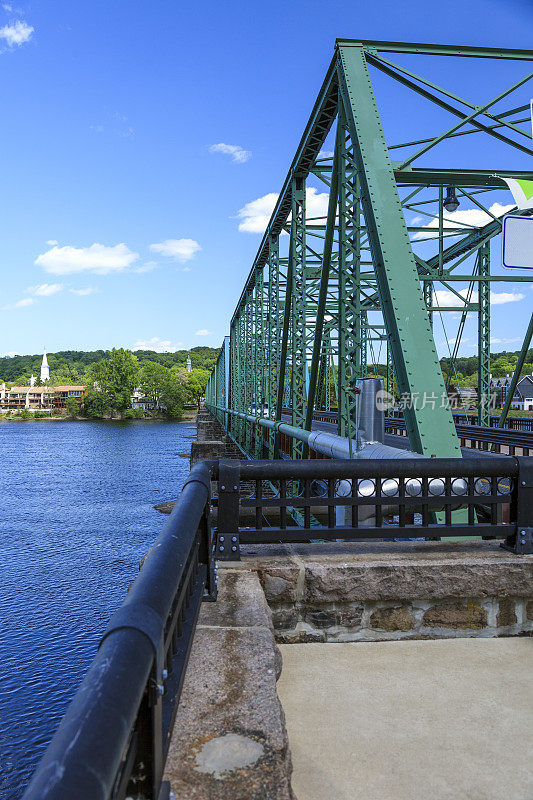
20,453,533,800
213,457,533,557
23,461,216,800
385,416,533,455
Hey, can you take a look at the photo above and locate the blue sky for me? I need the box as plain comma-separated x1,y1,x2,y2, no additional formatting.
0,0,532,358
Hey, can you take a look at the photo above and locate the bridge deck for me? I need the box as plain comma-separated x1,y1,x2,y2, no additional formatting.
278,638,533,800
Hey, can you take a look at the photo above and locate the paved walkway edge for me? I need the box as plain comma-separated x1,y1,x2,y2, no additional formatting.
164,569,295,799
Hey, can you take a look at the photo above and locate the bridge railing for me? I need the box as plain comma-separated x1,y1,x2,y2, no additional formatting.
384,416,533,456
282,406,533,432
23,461,216,800
212,456,533,558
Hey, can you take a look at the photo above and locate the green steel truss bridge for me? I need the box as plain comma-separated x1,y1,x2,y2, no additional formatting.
22,43,533,800
205,39,533,461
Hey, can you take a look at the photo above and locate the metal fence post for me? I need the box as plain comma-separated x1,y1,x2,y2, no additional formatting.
512,456,533,554
216,460,241,560
198,490,217,602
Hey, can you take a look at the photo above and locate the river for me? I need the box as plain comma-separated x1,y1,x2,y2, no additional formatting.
0,420,194,799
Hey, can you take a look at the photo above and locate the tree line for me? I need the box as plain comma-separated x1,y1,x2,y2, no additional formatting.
0,347,217,419
0,346,218,385
81,349,211,418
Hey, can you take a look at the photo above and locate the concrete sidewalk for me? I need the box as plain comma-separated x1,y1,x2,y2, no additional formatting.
278,638,532,800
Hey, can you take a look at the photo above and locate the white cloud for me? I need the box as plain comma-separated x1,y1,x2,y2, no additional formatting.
490,292,526,305
209,143,251,163
237,192,279,233
414,203,514,240
0,20,33,47
2,297,34,310
318,150,334,159
150,238,201,263
132,337,184,353
134,261,158,274
195,329,212,336
69,287,99,296
35,242,138,275
237,187,330,234
305,186,330,220
434,288,525,306
26,283,63,296
1,351,18,357
46,239,58,246
490,337,521,345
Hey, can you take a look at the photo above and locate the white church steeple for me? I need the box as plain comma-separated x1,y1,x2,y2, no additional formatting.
40,348,49,382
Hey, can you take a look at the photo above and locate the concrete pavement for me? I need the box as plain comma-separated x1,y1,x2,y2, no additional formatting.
277,638,533,800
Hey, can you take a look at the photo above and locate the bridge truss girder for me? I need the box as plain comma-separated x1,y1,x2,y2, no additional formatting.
207,39,533,458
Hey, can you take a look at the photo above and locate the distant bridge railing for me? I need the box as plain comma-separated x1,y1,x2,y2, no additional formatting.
282,406,533,432
24,462,216,800
384,417,533,456
280,407,533,455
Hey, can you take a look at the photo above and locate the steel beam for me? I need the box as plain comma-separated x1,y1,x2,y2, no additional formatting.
478,242,491,427
337,39,533,61
337,44,461,457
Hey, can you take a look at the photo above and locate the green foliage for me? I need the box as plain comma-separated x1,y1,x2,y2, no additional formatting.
159,379,186,417
139,361,170,409
0,347,219,385
123,408,145,419
66,396,83,417
89,348,140,411
185,368,210,402
82,388,112,418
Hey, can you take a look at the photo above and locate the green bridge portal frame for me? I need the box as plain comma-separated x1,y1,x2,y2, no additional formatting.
206,39,533,460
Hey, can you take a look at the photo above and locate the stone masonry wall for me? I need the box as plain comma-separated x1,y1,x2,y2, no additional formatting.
245,542,533,644
191,409,244,465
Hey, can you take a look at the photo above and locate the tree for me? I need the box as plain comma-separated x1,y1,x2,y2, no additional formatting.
185,368,210,403
139,362,170,409
89,349,140,411
49,364,83,386
160,377,186,417
66,396,83,417
82,388,112,418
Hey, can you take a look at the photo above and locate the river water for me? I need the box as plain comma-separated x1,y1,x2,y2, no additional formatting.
0,420,194,799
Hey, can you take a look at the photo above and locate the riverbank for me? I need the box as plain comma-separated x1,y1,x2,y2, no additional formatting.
0,408,198,423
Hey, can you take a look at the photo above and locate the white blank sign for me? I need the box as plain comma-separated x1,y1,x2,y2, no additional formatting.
502,214,533,270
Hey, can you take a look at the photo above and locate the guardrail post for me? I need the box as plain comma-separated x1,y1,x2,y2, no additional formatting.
199,488,217,602
216,460,241,561
511,457,533,554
